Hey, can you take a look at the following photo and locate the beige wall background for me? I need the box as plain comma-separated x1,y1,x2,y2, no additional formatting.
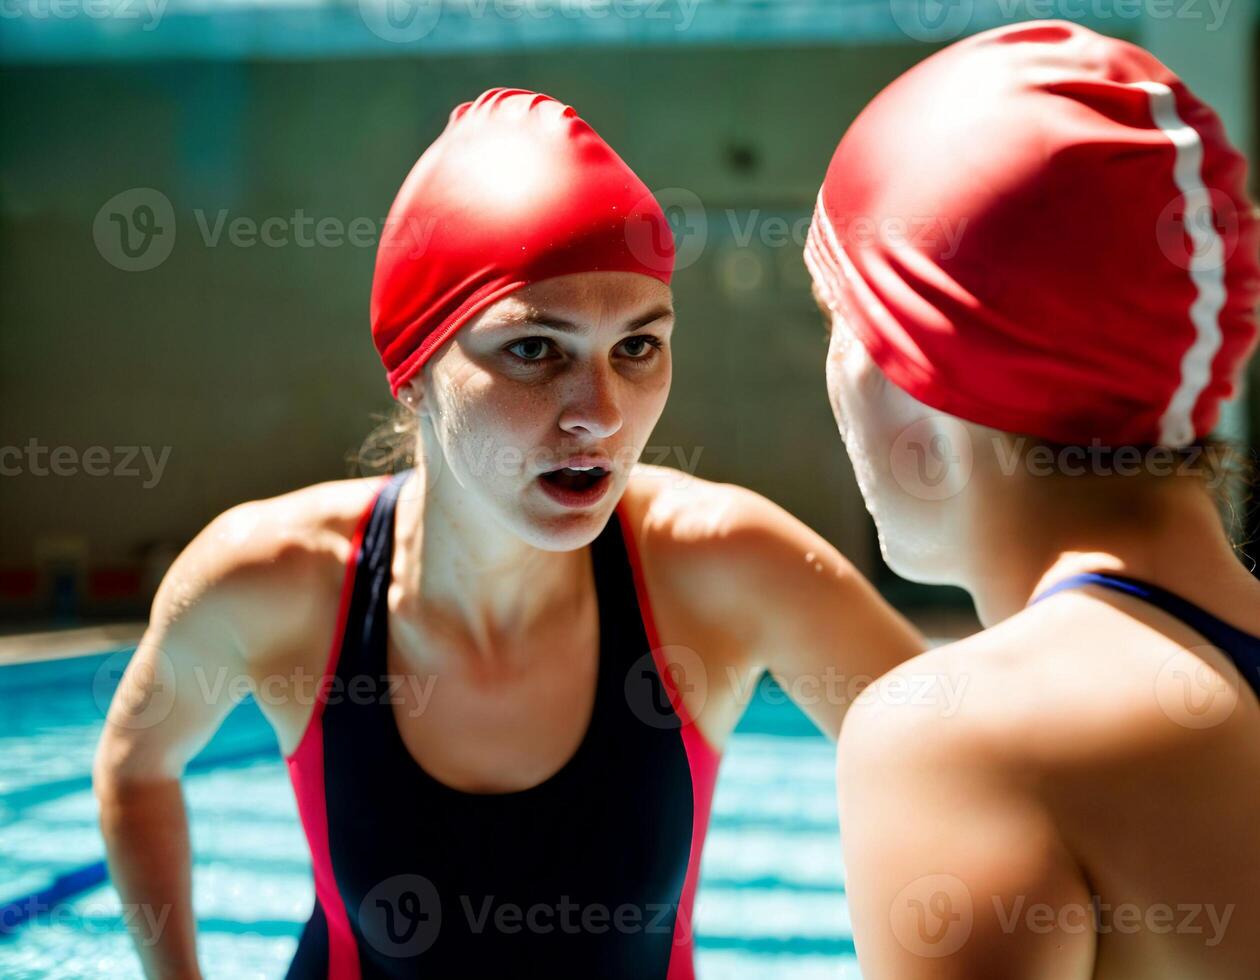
2,27,1256,622
1,45,936,618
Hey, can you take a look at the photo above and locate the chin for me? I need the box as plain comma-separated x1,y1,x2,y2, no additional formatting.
513,501,617,553
878,527,961,588
523,513,613,552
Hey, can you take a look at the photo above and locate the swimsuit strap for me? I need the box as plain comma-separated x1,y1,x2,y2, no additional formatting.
1030,571,1260,699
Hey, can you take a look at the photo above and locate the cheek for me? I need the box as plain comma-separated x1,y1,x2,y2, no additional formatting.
824,349,846,428
632,358,671,427
611,361,671,472
430,361,556,483
826,337,901,476
825,335,868,438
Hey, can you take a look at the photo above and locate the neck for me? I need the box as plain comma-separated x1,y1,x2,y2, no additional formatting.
962,474,1241,627
394,452,589,657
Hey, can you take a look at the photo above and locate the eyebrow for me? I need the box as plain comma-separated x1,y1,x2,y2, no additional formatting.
492,306,675,334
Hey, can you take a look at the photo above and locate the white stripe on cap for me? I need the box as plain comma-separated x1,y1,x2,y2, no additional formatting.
1132,79,1228,449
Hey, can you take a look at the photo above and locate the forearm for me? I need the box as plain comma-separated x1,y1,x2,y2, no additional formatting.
96,775,202,980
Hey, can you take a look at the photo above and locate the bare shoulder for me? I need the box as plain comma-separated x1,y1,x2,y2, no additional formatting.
836,618,1100,980
617,467,925,742
840,591,1260,796
837,593,1260,980
620,463,768,541
835,638,993,783
619,464,859,591
150,475,386,668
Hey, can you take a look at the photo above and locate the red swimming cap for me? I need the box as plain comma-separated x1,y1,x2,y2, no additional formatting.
806,20,1260,448
371,88,675,397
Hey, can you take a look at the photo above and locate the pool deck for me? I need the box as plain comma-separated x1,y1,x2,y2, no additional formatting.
0,624,147,666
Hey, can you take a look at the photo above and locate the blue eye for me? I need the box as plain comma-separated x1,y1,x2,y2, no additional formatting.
507,337,552,361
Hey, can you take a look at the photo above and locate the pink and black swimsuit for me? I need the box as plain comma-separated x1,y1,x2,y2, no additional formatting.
284,470,721,978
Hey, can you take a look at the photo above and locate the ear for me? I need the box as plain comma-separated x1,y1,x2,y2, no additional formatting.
397,377,426,415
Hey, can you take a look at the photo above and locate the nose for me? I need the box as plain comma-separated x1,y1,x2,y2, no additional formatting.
558,363,623,440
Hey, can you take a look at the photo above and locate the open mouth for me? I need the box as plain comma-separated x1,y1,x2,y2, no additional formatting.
536,465,613,508
539,466,609,493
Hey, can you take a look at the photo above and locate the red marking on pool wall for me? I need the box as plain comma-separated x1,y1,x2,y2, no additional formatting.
286,478,389,980
615,504,722,980
0,568,38,599
88,566,143,601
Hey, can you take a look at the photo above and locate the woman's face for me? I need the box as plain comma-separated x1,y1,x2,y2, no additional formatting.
408,271,674,551
824,308,973,585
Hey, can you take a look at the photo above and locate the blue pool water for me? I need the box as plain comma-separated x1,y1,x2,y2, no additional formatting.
0,650,860,978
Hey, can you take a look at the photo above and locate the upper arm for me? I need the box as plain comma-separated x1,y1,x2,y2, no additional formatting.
93,499,314,784
672,484,925,739
836,694,1095,980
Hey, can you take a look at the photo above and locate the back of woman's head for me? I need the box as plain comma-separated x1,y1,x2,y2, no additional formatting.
807,21,1259,581
807,20,1258,453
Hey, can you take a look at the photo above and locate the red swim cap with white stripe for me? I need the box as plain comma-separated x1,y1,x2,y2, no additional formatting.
806,20,1260,448
371,88,675,397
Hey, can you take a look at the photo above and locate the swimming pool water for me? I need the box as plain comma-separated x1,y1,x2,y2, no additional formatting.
0,650,860,978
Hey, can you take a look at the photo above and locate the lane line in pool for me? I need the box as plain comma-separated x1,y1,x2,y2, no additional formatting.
0,741,279,813
0,743,281,938
0,860,108,936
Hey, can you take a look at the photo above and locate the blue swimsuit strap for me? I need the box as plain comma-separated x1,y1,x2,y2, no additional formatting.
1029,571,1260,696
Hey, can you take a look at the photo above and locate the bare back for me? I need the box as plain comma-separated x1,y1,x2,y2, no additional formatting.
838,571,1260,980
1019,582,1260,980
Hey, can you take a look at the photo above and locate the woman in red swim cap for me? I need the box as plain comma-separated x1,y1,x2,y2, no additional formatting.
808,21,1260,980
95,88,924,979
